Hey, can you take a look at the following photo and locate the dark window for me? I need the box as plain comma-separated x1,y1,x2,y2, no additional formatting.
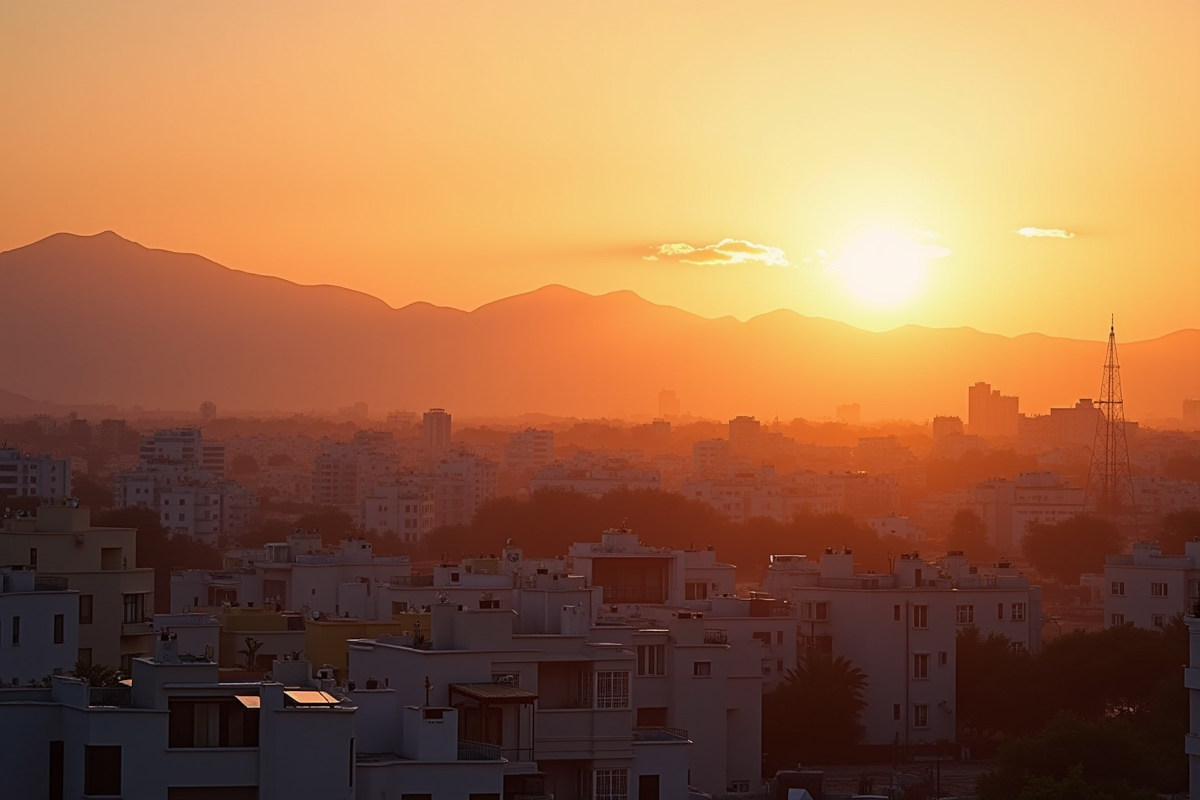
84,745,122,796
639,775,661,800
349,737,355,787
11,616,18,645
80,595,94,624
54,614,64,644
29,547,37,567
49,740,64,800
893,703,901,721
893,604,901,621
168,698,260,748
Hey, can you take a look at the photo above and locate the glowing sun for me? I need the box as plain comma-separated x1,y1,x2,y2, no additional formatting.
828,228,949,305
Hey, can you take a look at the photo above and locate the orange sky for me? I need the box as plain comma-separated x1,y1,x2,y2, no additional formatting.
2,1,1198,341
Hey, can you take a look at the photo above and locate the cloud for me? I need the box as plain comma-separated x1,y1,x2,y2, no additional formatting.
1014,227,1075,239
645,238,789,267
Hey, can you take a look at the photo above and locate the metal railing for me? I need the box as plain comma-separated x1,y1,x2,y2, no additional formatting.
89,686,133,707
457,739,503,761
632,725,689,742
703,629,727,645
389,575,435,587
33,576,68,591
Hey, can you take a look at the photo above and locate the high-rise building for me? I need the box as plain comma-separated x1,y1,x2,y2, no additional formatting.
199,400,217,421
931,415,964,441
1183,398,1200,427
836,403,862,425
728,415,761,455
422,408,452,458
0,448,71,500
658,388,681,418
503,428,555,470
967,382,1019,437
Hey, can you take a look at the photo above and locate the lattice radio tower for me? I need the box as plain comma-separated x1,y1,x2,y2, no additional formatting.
1084,318,1137,528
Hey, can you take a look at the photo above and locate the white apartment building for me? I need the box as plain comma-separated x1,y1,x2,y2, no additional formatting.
171,530,412,619
764,548,1042,748
683,469,846,525
692,439,732,475
138,427,226,477
1105,541,1200,629
1133,476,1200,519
0,447,71,499
868,514,927,542
530,464,661,500
1,505,155,674
363,481,436,542
0,639,357,800
0,566,79,686
348,603,694,800
433,454,498,527
974,472,1084,553
504,428,555,471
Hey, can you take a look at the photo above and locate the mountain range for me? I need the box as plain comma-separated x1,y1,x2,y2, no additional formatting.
0,231,1196,422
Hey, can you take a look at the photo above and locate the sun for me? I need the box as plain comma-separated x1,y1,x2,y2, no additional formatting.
828,227,943,305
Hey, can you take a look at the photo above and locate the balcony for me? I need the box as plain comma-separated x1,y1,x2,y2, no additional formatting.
89,686,132,707
632,725,689,743
33,575,68,591
390,574,435,587
534,707,634,760
457,739,503,761
122,620,154,637
703,628,727,645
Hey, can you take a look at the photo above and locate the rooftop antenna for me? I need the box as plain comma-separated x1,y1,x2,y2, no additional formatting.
1084,316,1138,532
423,675,433,707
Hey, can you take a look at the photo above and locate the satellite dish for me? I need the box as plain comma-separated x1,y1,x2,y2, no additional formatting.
311,610,321,621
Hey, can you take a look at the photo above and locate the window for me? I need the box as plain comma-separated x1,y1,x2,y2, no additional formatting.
913,704,929,729
776,631,783,644
1110,581,1125,596
1010,641,1026,652
893,604,901,621
168,698,260,748
997,603,1004,620
54,614,64,644
913,653,929,679
955,605,974,624
49,740,64,800
10,616,18,645
1111,613,1125,626
893,703,901,721
938,651,948,667
581,768,628,800
1011,603,1027,622
814,602,828,621
594,671,629,708
752,631,772,647
1152,614,1166,628
912,605,928,629
29,547,37,567
84,745,122,796
123,593,145,624
637,644,665,676
1151,582,1169,597
391,601,409,615
638,775,661,800
693,661,712,678
685,581,708,600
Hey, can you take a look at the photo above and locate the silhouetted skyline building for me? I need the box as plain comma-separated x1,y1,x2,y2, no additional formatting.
422,408,452,458
968,381,1019,437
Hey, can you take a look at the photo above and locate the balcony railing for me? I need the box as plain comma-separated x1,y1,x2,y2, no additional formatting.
89,686,133,707
632,725,689,742
457,739,503,761
33,576,68,591
389,575,435,587
703,629,727,645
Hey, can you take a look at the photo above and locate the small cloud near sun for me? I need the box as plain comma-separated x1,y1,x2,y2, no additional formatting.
1014,227,1075,239
645,238,789,267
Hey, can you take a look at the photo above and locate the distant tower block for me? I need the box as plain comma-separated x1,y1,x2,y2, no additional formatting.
1084,319,1138,526
199,401,217,421
967,382,1019,437
423,408,452,458
1184,398,1200,428
836,404,861,425
658,389,681,418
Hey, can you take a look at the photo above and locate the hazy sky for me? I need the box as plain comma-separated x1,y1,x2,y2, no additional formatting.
3,1,1198,340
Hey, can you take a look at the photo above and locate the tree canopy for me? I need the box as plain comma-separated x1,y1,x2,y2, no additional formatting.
1022,514,1122,584
762,652,868,770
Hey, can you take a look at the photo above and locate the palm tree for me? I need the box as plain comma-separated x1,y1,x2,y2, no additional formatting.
238,637,264,670
763,651,868,770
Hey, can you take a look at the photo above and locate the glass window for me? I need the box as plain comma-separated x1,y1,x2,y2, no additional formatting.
84,745,121,796
637,644,665,676
1110,613,1125,626
913,653,929,679
1151,583,1169,597
955,605,974,624
1110,581,1125,596
693,661,712,678
54,614,64,644
594,671,629,708
912,605,928,629
913,704,929,729
1011,603,1027,622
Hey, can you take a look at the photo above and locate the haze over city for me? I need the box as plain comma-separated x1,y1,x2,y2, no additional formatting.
1,3,1198,800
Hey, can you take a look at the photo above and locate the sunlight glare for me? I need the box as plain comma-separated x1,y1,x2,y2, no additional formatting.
829,228,941,305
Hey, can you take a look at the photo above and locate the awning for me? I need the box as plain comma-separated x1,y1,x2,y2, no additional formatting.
450,683,538,704
235,695,261,709
284,689,340,706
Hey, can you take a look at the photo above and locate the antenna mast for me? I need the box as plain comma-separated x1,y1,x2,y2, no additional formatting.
1084,317,1137,530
